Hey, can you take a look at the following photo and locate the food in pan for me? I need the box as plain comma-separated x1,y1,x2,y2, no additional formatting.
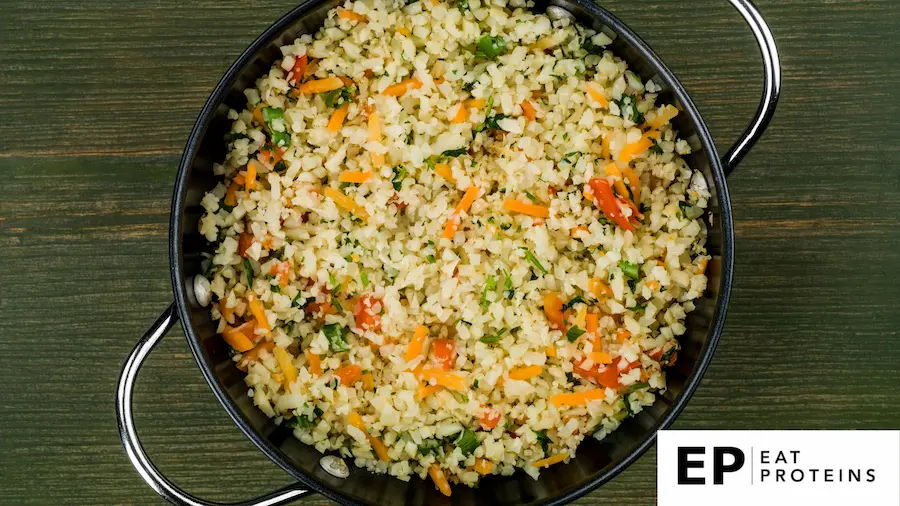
197,0,710,495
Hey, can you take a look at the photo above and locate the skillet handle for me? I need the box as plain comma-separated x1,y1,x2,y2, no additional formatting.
722,0,782,176
115,303,313,506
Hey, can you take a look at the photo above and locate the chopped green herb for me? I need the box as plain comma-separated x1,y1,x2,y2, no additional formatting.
621,394,634,417
391,165,407,191
360,271,369,288
332,299,344,313
562,295,585,311
566,372,579,385
454,429,479,456
619,261,640,280
219,202,234,213
649,141,663,155
292,293,313,308
524,191,537,202
328,272,337,288
566,326,586,342
452,391,469,404
479,328,506,344
473,379,479,388
441,147,468,158
616,94,644,124
322,323,349,352
457,0,469,13
479,113,509,132
627,302,647,312
321,86,355,108
426,254,436,264
418,438,442,456
271,130,291,148
561,151,583,165
243,258,254,287
481,275,496,307
475,35,508,58
625,382,650,393
534,430,551,454
523,249,548,274
660,346,677,365
273,160,288,174
678,201,703,220
260,106,284,123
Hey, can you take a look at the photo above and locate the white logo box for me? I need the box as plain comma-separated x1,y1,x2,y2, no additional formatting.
657,430,900,506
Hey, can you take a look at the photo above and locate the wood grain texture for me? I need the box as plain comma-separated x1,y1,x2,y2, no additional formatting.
0,0,898,504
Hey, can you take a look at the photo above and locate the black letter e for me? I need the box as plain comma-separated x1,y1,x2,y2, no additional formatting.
678,447,705,485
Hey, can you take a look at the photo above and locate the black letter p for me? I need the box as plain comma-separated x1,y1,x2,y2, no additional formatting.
713,447,745,485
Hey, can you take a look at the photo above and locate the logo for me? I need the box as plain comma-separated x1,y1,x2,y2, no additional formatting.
657,430,899,506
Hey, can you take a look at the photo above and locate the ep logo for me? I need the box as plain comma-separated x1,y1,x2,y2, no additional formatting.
677,446,745,485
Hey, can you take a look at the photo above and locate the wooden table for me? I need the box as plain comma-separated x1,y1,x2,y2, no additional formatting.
1,0,898,504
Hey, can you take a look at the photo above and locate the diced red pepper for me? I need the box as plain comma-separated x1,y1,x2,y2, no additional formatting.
588,178,635,232
574,356,639,390
431,339,456,371
289,54,308,85
479,404,502,429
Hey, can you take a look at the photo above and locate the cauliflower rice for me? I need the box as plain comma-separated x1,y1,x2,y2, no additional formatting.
198,0,711,494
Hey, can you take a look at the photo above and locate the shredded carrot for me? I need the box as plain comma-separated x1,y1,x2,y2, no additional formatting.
246,294,271,334
464,98,486,109
587,351,613,364
545,345,557,358
297,77,344,94
418,368,466,391
328,102,349,132
504,199,549,218
573,306,587,329
529,35,557,51
521,100,537,121
337,10,367,22
218,299,235,324
252,105,265,127
232,173,246,185
616,329,631,343
587,278,613,299
601,134,611,159
405,325,429,361
643,129,661,140
585,82,609,107
622,166,641,202
347,411,366,433
697,257,709,275
550,388,606,407
434,163,456,184
304,349,322,376
450,103,467,123
442,186,481,239
429,464,452,497
221,325,254,352
238,341,275,370
586,313,599,334
360,372,375,391
618,137,653,164
397,26,410,36
369,436,391,462
646,280,660,291
533,452,569,468
474,458,493,475
571,226,589,239
434,77,446,85
605,163,631,201
647,104,679,129
367,111,385,168
339,170,374,183
336,364,362,386
543,292,565,330
382,78,423,97
323,187,369,221
245,159,262,191
224,182,239,207
509,365,542,381
272,346,298,390
417,383,443,400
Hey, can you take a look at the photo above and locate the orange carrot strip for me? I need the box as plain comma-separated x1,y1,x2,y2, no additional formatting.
521,100,537,121
323,187,369,221
338,171,374,183
304,349,323,376
347,412,366,432
450,103,467,123
647,104,679,129
464,98,486,109
474,458,493,475
434,163,456,184
328,102,350,132
605,163,632,201
247,294,271,334
643,129,661,140
586,313,599,333
218,299,235,324
369,436,391,462
545,345,557,358
221,326,254,352
405,325,429,361
224,182,239,207
297,77,344,94
550,388,606,407
622,166,641,202
585,82,609,107
382,78,423,97
508,365,542,381
441,186,481,239
618,137,653,164
429,464,452,497
272,346,298,390
533,452,569,468
232,173,246,185
245,159,261,191
601,134,611,159
587,278,613,299
252,106,265,127
418,368,466,391
417,383,443,400
361,372,375,391
504,200,549,218
336,364,362,386
367,111,385,168
337,10,367,22
543,292,565,330
587,351,613,364
397,26,410,36
238,341,275,369
571,226,588,239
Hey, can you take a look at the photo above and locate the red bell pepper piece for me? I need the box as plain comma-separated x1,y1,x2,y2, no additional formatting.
588,178,635,232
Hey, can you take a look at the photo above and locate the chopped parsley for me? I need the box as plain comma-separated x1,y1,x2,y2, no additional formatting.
566,326,586,342
321,86,355,108
243,258,254,287
625,382,650,393
619,260,640,280
479,328,507,344
616,94,644,124
426,254,436,264
418,438,442,456
524,191,537,202
391,165,407,191
678,201,703,220
453,429,479,456
627,302,647,312
481,274,496,307
322,323,349,353
534,430,551,454
271,130,291,148
457,0,469,13
562,295,585,311
522,249,548,274
360,271,369,288
475,35,508,58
